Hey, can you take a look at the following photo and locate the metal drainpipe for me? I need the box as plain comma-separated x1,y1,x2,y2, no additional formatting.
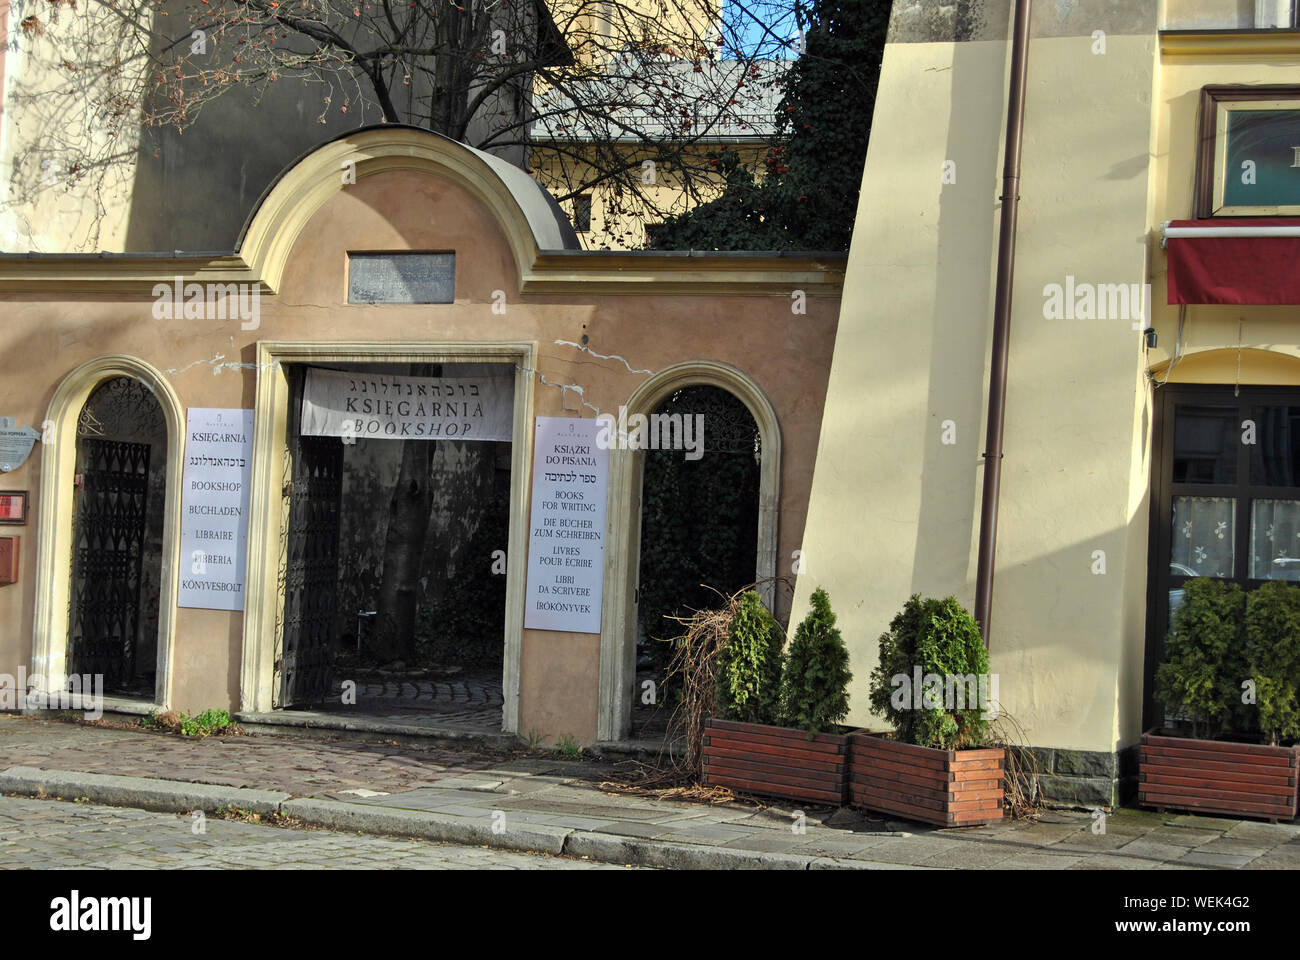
974,0,1033,648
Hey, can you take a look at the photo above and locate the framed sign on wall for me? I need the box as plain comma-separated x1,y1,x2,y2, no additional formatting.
1198,86,1300,217
0,491,27,525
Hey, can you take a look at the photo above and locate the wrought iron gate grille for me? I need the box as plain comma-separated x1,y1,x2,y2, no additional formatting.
277,366,344,707
67,438,150,688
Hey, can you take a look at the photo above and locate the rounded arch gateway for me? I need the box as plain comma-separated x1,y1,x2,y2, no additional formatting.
32,356,185,707
597,361,781,743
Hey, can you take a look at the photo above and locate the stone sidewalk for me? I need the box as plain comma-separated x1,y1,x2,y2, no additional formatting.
2,713,1300,869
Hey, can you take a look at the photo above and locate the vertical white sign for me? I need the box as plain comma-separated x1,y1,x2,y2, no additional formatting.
524,417,609,633
178,409,254,610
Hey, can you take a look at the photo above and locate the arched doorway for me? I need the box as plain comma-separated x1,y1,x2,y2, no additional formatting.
65,377,168,699
33,356,184,707
598,361,781,742
635,386,762,695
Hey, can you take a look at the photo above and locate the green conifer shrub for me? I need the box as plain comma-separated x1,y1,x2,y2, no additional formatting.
779,588,852,736
1155,578,1247,740
1245,580,1300,746
868,595,991,750
715,591,785,726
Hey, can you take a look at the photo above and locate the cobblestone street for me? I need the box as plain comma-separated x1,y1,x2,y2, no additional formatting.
0,795,635,870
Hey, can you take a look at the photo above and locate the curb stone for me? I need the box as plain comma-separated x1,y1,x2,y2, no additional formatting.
559,831,923,869
0,766,289,816
0,766,927,870
280,797,572,856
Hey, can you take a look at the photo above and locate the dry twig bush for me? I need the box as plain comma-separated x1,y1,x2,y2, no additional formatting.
603,583,781,803
987,711,1046,819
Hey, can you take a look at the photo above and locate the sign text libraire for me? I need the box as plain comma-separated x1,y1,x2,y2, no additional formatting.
178,408,253,610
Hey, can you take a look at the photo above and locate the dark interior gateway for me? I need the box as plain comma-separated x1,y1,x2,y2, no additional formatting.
66,376,168,700
277,362,512,732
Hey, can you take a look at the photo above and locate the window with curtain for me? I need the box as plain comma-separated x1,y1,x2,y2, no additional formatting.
1149,388,1300,727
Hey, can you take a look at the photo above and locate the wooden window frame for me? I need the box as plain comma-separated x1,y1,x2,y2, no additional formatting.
1195,84,1300,218
1145,383,1300,728
573,194,592,234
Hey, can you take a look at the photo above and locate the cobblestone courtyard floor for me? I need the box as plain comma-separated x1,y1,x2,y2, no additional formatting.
305,667,667,737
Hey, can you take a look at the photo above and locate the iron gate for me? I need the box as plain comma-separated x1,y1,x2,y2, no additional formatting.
67,438,150,688
276,369,344,707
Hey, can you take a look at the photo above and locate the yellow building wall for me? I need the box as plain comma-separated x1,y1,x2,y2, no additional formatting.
793,31,1159,756
530,141,771,249
1147,40,1300,376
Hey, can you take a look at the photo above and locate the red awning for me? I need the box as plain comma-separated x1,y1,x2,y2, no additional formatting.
1166,219,1300,305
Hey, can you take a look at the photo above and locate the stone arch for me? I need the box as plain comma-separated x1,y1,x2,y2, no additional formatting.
32,356,185,708
597,360,781,741
237,126,579,296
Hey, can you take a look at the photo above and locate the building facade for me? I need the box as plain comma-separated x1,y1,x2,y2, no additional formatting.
9,0,1300,811
793,0,1300,806
0,126,843,745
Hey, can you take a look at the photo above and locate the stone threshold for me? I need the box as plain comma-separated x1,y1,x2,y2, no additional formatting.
233,709,519,751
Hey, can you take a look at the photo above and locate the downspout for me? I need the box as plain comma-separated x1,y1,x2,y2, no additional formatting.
974,0,1033,647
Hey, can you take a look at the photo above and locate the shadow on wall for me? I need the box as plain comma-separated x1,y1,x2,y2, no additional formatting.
847,516,1146,750
906,2,1004,601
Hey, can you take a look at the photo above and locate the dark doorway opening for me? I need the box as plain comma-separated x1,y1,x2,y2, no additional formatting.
278,362,511,732
67,376,168,700
635,384,762,737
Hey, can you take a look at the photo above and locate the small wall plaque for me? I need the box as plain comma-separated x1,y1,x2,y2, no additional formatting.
348,252,456,304
0,417,39,473
0,491,27,525
0,535,17,584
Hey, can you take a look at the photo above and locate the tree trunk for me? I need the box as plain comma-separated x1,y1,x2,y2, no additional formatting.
370,363,440,662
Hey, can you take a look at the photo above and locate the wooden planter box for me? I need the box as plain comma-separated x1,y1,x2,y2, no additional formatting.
848,732,1005,827
700,718,849,806
1138,730,1299,821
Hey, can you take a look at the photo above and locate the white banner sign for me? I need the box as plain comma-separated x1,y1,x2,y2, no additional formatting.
524,417,609,634
178,408,254,610
301,367,514,442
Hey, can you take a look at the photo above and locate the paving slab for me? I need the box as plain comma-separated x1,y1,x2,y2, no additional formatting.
1244,846,1300,868
1068,853,1170,870
841,836,965,866
1190,837,1272,858
1116,839,1202,862
992,852,1087,869
1012,822,1093,846
1048,829,1143,853
720,833,818,855
1170,814,1247,830
916,843,1020,869
1225,821,1300,842
1143,826,1225,848
1178,850,1258,868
